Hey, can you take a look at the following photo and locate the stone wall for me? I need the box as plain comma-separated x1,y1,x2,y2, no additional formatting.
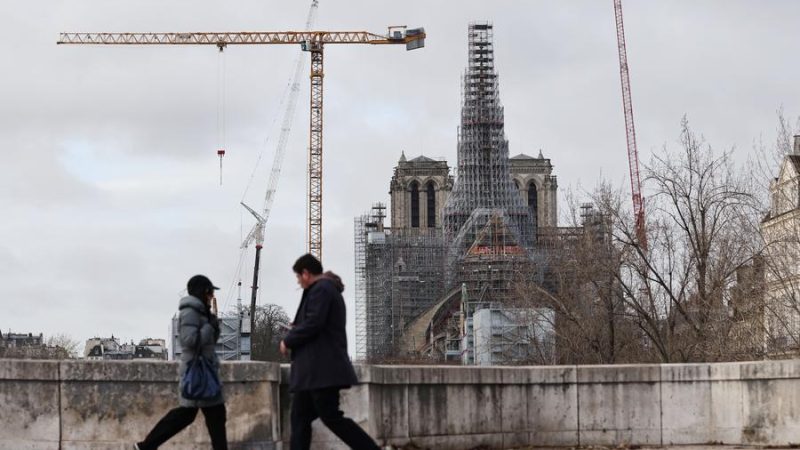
4,359,800,449
295,361,800,449
0,359,280,450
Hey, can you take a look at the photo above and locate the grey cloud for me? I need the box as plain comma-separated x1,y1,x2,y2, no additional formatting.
3,0,800,352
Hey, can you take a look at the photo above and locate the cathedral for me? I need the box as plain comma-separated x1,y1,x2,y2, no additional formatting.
354,23,562,364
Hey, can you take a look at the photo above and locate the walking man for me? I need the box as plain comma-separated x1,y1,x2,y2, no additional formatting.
280,254,380,450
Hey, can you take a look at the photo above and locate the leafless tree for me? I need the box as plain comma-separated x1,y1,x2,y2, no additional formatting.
250,303,291,362
605,117,763,362
46,333,81,358
511,186,648,365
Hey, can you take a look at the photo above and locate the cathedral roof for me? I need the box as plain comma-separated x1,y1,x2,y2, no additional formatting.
409,155,437,163
510,153,536,160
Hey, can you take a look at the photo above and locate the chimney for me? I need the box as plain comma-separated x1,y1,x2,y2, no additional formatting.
794,135,800,155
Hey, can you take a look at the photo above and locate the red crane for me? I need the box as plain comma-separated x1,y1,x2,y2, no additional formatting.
614,0,647,250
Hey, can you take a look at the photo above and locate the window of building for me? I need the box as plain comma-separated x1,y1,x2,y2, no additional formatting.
410,181,420,228
528,182,538,217
427,181,436,228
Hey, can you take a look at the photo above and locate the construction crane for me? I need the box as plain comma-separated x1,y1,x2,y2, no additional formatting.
239,0,318,335
613,0,647,250
57,25,426,261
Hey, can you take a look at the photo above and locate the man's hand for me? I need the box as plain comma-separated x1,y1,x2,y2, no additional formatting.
279,340,288,356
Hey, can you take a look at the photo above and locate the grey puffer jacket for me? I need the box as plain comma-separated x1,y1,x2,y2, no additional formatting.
177,295,224,408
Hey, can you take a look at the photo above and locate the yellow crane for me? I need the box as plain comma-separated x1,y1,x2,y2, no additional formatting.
58,26,426,260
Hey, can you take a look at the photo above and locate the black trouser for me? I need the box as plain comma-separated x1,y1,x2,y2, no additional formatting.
138,403,227,450
290,387,380,450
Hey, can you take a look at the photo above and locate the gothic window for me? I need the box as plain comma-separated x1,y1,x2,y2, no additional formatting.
528,181,538,218
426,181,436,228
410,181,420,228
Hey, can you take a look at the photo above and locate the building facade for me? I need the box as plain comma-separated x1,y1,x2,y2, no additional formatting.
84,337,168,361
761,135,800,349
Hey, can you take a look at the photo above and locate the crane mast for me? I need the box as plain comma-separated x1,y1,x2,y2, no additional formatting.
613,0,647,249
240,0,318,335
58,25,425,261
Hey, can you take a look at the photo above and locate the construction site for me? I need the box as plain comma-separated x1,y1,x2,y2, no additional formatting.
47,0,653,368
354,21,619,364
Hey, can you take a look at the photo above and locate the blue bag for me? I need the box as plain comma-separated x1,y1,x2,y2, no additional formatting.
180,305,221,400
181,353,221,400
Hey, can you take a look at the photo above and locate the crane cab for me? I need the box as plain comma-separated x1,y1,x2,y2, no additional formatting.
387,26,425,50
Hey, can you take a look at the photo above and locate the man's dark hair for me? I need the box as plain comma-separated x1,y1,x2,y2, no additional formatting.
293,253,323,275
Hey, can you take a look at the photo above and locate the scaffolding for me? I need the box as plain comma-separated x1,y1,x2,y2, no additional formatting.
354,203,447,361
354,23,561,365
354,213,368,361
354,203,386,361
442,22,536,286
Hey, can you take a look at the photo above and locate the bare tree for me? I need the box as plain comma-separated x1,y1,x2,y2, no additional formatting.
606,117,763,362
512,186,648,365
250,304,291,362
46,333,81,359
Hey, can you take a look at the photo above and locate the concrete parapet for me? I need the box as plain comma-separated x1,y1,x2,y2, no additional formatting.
6,359,800,449
0,359,281,450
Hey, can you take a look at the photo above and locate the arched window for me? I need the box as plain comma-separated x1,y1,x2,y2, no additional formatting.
410,181,420,228
426,181,436,228
528,181,538,218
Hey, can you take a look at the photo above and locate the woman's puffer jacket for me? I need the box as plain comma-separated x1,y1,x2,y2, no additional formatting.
177,295,223,408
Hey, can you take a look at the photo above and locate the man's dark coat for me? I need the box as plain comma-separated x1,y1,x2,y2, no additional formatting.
283,277,359,392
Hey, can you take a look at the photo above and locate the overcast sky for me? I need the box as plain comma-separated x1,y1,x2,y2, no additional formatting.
2,1,799,356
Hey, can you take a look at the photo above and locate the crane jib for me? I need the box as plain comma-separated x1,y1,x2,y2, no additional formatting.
57,30,425,46
57,25,426,260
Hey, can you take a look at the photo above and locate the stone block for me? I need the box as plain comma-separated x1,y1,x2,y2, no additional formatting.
740,359,800,380
0,360,60,450
408,384,502,437
741,377,800,445
56,361,279,449
661,363,743,445
577,365,661,446
500,365,576,385
526,377,579,446
303,384,374,446
376,384,408,440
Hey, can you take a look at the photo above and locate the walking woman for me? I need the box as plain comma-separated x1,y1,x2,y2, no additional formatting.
135,275,228,450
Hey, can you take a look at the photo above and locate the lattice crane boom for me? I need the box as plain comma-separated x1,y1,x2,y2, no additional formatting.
58,25,426,261
57,30,420,47
613,0,647,250
240,0,318,335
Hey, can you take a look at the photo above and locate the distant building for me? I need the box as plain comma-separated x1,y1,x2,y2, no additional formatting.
170,309,251,361
761,135,800,351
2,332,43,348
84,336,168,361
472,307,555,366
1,331,70,359
84,336,123,360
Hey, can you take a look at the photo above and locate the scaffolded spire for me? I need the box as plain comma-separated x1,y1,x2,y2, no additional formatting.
442,22,535,267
